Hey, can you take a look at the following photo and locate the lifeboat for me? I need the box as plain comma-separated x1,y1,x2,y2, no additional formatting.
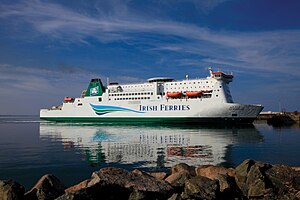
186,91,202,97
166,92,182,98
64,97,75,102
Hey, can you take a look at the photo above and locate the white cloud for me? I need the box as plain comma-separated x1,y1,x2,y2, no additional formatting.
1,0,300,76
0,64,144,94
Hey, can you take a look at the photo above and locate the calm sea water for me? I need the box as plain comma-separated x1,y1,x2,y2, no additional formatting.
0,115,300,190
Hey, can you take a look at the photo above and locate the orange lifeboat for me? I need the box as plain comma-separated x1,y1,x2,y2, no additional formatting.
166,92,182,98
186,91,202,97
64,97,75,102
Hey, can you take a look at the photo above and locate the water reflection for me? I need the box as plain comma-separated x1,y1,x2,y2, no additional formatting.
39,123,263,168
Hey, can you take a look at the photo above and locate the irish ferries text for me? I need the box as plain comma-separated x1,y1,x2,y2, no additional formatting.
140,104,190,112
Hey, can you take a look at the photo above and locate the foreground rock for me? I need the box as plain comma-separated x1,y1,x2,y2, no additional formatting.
181,175,220,199
60,167,173,200
0,180,24,200
195,165,235,179
25,174,66,200
165,163,196,192
235,159,300,199
1,159,300,200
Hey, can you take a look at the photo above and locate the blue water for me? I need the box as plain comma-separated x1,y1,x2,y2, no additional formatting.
0,115,299,190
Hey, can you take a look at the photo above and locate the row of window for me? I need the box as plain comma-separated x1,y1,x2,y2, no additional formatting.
109,92,154,96
113,97,151,101
166,85,212,90
112,95,215,101
109,84,153,89
166,81,212,86
168,94,213,99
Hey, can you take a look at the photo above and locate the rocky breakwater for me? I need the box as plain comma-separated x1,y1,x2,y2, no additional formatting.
1,159,300,200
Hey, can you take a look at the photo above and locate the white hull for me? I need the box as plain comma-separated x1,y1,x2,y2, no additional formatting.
40,99,262,124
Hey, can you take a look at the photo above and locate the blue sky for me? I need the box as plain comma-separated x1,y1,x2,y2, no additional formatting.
0,0,300,114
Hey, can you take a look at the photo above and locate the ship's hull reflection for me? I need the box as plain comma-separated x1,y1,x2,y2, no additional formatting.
39,123,263,168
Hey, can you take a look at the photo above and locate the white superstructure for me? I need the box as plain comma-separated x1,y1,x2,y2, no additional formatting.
40,68,263,124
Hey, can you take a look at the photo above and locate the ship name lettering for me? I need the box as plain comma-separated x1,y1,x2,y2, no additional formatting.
229,106,244,110
160,104,190,111
139,105,158,111
140,104,190,112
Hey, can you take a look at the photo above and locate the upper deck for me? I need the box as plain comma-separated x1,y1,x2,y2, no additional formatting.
103,69,234,103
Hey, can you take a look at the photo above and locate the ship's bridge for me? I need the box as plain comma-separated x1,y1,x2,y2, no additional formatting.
211,71,233,83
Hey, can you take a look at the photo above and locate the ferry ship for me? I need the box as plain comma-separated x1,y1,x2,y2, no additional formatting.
40,68,263,124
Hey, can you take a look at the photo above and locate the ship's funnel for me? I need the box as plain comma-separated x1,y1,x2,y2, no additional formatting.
85,78,105,97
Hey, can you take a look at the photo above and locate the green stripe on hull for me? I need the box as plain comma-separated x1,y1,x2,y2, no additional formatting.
40,117,255,124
